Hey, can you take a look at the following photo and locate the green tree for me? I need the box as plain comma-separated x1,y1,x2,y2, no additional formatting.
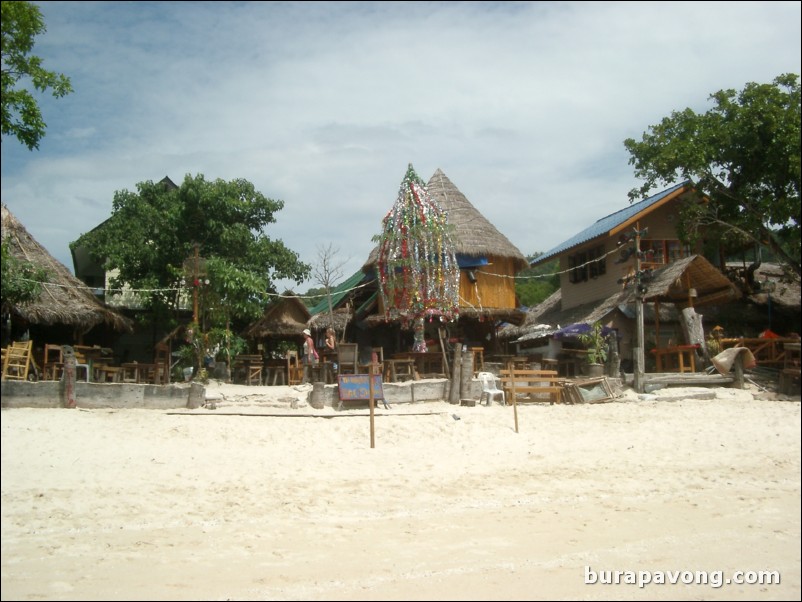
1,239,46,308
1,1,73,150
624,73,801,277
71,174,311,340
515,253,559,307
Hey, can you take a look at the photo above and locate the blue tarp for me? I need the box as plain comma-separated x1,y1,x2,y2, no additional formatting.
553,323,616,340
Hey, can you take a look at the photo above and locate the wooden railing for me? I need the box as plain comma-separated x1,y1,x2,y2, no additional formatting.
719,337,798,367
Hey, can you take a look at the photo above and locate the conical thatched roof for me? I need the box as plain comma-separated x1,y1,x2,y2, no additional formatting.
1,205,133,333
363,168,527,271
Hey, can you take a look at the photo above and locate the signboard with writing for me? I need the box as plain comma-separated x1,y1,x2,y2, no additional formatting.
337,374,384,401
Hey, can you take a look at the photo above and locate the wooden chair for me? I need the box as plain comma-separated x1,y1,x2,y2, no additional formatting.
337,343,358,375
154,342,171,384
42,344,64,381
286,350,303,385
2,340,33,381
470,347,484,376
234,354,263,386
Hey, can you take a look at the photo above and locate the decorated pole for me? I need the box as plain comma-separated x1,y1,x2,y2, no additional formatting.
374,163,460,351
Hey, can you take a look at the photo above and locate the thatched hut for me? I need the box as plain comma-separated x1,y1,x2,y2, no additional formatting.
357,168,528,354
242,292,311,357
2,205,133,346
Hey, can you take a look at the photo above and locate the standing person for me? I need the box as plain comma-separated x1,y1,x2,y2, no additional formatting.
302,328,319,383
324,327,338,375
324,328,337,353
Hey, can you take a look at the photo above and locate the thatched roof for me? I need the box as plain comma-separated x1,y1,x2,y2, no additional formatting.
307,307,353,332
641,255,739,307
1,205,133,333
242,293,310,339
363,168,528,271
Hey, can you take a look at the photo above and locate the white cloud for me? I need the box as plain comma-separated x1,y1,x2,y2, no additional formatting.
2,0,799,293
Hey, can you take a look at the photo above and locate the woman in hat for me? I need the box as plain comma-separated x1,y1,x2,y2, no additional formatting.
302,328,319,383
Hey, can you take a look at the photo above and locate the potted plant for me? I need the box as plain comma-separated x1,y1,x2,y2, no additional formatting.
578,321,609,377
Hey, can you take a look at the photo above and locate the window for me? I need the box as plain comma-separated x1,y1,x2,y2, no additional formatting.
569,245,606,283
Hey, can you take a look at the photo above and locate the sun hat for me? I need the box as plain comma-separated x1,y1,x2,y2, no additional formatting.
303,329,311,336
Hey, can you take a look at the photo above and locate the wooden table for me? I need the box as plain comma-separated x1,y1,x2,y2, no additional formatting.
233,355,264,385
264,359,287,385
391,352,445,377
120,362,160,383
384,359,416,382
651,345,699,373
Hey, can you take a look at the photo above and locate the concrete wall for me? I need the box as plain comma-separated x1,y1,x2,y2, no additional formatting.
1,380,193,409
2,378,482,410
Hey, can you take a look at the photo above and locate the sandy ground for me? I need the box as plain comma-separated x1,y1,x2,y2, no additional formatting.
1,383,800,601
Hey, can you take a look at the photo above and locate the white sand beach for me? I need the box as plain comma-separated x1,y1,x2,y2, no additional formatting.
1,383,800,601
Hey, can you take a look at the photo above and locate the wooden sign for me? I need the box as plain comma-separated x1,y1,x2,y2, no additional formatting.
337,374,384,401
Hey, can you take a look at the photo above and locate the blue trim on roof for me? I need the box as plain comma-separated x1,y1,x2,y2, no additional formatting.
531,181,690,266
456,254,488,268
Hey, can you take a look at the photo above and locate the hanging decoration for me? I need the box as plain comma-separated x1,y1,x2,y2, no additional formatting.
374,163,460,351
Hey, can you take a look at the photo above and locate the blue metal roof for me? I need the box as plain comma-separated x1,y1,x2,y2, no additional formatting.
531,181,691,266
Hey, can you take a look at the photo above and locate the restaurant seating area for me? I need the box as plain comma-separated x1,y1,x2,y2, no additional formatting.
1,340,171,385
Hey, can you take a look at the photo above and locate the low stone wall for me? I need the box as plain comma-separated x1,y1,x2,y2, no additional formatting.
1,380,194,410
320,378,473,409
1,378,482,410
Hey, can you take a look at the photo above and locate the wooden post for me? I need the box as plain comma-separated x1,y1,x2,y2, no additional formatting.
732,351,745,389
61,345,76,409
459,353,472,400
511,373,519,433
368,362,376,449
633,223,645,393
449,345,462,404
607,334,620,378
192,242,200,323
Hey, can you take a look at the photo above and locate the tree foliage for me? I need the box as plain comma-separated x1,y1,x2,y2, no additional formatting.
70,174,311,334
515,253,559,307
624,73,801,276
1,239,47,309
1,1,73,150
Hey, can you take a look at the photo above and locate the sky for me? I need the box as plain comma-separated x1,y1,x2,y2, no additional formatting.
2,1,800,294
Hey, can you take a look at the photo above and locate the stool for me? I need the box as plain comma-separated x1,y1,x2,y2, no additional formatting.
247,364,263,385
469,347,484,376
266,367,286,386
386,359,415,382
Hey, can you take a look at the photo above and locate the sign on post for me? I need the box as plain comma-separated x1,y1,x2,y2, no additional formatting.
337,374,385,408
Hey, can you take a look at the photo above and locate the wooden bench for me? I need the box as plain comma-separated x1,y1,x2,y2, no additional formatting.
500,368,563,405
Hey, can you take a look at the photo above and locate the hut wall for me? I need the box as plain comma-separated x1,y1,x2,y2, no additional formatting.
460,256,517,309
560,204,705,312
558,243,617,311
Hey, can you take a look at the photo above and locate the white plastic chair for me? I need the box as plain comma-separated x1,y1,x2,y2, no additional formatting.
477,372,505,406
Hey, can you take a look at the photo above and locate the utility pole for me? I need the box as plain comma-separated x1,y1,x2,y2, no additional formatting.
618,223,649,393
192,242,200,323
633,225,645,393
